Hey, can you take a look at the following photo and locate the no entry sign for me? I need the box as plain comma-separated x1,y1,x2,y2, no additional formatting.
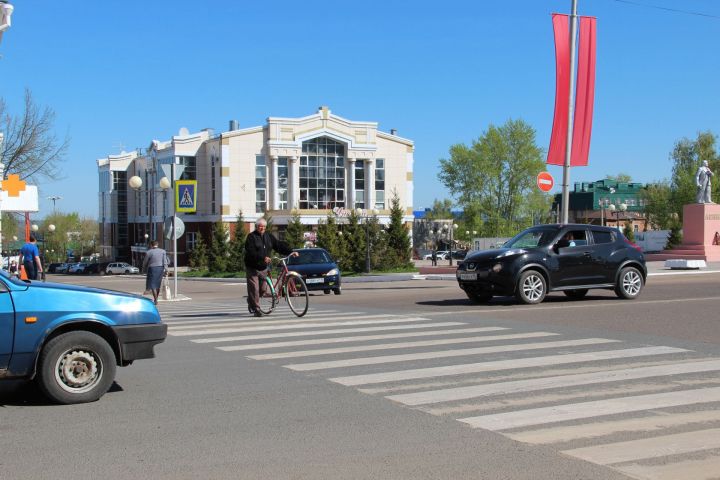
537,172,554,192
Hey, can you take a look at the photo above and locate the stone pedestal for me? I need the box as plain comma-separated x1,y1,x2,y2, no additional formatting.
646,203,720,262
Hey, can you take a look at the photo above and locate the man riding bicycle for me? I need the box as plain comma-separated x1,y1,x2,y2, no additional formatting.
244,218,298,317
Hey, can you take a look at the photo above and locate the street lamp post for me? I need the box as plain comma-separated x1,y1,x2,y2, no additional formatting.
442,223,458,266
356,208,378,274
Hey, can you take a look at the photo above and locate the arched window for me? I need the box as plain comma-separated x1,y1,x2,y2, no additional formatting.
299,137,346,209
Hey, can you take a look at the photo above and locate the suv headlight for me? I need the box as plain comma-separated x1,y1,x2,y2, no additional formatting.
325,268,339,276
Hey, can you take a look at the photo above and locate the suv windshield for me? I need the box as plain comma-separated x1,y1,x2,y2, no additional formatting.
504,227,559,249
288,250,332,265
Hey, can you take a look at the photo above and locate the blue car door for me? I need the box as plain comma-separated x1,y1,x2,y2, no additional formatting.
0,283,15,369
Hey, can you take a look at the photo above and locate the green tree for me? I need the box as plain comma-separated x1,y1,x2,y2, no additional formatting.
227,211,247,272
605,173,633,183
344,210,366,272
438,118,545,236
208,221,228,272
641,181,674,229
385,191,412,268
284,210,305,249
317,214,344,265
670,131,720,218
189,234,208,270
424,199,453,221
667,222,683,249
623,221,635,242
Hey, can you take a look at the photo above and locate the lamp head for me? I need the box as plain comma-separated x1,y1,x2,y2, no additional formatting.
128,175,143,190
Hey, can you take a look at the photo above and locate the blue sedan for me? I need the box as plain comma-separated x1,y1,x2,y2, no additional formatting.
0,270,166,404
286,248,342,295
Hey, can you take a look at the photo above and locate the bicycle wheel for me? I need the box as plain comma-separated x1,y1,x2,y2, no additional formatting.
257,276,277,314
284,275,309,317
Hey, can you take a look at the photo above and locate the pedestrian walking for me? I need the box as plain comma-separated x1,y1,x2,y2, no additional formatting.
244,218,297,317
18,235,43,280
431,249,437,266
142,240,169,305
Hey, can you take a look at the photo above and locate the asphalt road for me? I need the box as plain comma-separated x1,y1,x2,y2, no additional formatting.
1,271,719,479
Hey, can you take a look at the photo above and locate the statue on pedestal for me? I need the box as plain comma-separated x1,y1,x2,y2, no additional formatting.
696,160,714,204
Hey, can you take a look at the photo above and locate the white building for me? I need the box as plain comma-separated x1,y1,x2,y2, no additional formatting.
97,107,415,265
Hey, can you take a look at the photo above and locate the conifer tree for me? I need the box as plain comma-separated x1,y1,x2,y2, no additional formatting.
227,211,247,272
189,233,208,271
344,210,366,272
317,214,344,265
386,190,412,268
285,210,305,249
623,221,635,243
208,221,229,272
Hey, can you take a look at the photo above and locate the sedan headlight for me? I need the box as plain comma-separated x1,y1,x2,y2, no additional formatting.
325,268,339,276
492,263,503,273
496,248,527,258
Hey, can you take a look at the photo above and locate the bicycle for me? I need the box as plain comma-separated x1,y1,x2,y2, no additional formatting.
248,255,309,317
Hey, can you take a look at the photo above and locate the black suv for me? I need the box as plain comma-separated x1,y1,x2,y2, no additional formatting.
456,224,646,304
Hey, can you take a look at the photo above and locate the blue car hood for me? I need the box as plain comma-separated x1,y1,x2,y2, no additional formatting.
27,281,141,299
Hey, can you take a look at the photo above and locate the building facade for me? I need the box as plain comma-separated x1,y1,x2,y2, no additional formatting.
97,107,415,265
552,179,648,231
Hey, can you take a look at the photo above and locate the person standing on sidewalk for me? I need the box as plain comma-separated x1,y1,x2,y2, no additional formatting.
18,235,43,280
244,219,296,317
143,240,169,305
431,249,437,267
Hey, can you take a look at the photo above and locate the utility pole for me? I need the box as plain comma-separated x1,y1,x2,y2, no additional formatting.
560,0,579,224
47,195,62,213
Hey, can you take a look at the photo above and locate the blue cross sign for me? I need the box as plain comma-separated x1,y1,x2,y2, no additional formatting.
175,180,197,213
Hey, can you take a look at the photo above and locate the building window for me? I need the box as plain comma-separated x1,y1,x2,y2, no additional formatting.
354,160,365,209
299,137,345,209
375,158,385,210
178,156,197,181
278,157,288,210
187,231,198,251
256,155,267,213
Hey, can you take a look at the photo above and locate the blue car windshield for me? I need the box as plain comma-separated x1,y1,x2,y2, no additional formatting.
288,250,332,265
504,227,559,249
0,269,30,286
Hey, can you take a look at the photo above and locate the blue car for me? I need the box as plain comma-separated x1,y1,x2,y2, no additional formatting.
0,270,167,404
286,248,342,295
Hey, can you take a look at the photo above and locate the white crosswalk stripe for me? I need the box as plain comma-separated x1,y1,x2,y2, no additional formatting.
166,301,720,479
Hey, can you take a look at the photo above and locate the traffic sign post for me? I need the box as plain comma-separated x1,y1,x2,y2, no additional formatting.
537,172,555,192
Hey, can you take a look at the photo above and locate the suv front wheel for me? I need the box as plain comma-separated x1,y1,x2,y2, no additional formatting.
615,266,643,299
516,270,547,304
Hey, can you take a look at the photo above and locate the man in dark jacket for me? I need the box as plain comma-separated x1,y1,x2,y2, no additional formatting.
244,218,296,317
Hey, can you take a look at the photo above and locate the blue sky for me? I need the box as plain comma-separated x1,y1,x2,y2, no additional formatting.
1,0,719,219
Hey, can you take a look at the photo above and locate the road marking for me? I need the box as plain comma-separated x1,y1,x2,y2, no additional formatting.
458,387,720,431
168,313,390,329
614,456,720,480
164,310,343,325
212,327,509,351
562,428,720,465
422,296,720,316
248,332,559,360
329,346,689,386
200,322,467,345
169,317,437,337
507,408,720,445
387,359,720,406
286,338,620,371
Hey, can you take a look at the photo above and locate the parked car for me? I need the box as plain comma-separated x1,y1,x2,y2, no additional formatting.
0,269,167,404
422,250,449,260
68,262,89,274
84,262,112,275
286,248,341,295
55,263,70,273
456,224,646,305
106,262,140,275
46,263,63,273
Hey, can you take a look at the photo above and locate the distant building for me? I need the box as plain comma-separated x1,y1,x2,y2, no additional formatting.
97,107,415,264
552,179,648,232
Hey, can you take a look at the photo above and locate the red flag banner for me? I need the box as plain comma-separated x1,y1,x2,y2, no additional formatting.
570,16,597,166
547,13,570,166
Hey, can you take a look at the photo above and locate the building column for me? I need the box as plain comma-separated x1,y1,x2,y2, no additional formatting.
289,156,299,210
347,158,356,210
270,155,279,210
365,158,374,211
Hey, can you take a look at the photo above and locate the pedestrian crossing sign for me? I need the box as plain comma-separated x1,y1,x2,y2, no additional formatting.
175,180,197,212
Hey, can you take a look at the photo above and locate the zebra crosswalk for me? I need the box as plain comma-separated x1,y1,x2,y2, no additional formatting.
160,302,720,480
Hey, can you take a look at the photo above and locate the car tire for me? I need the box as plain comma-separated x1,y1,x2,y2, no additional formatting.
466,290,492,304
36,331,117,404
615,266,643,299
516,270,547,305
124,270,130,274
333,287,342,295
564,289,589,299
323,289,331,294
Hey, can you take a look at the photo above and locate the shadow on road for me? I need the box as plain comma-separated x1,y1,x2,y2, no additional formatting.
416,293,621,308
0,381,124,407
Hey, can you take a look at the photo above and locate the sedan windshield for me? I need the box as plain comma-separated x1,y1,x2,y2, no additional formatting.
288,250,332,265
504,227,559,249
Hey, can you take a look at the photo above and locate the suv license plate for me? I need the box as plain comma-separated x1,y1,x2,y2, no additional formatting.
305,278,324,284
459,273,477,281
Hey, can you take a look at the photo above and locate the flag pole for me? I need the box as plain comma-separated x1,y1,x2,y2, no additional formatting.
561,0,579,224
